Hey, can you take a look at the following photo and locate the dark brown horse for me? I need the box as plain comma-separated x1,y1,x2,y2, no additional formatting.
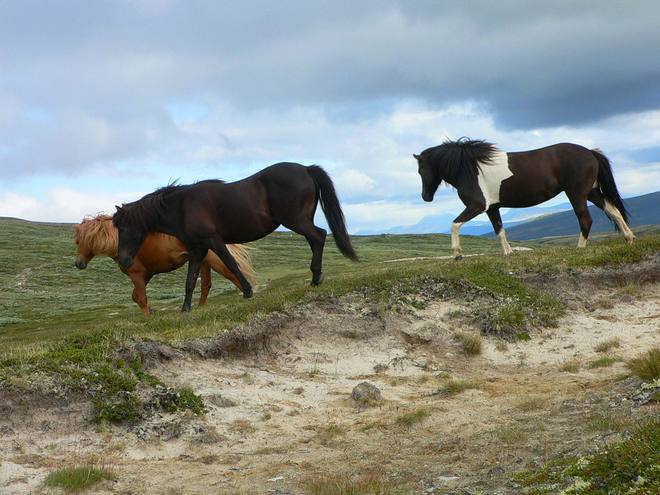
113,163,357,312
414,139,635,258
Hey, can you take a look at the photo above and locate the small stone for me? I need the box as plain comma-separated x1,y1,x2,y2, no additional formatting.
351,381,382,404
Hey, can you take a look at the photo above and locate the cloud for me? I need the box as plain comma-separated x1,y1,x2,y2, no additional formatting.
0,188,141,223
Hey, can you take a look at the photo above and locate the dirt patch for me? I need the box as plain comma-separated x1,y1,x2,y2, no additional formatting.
1,281,659,494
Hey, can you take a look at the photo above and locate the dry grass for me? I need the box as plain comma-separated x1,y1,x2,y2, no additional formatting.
559,359,580,373
513,397,547,412
453,332,483,356
594,338,621,353
315,424,346,446
304,472,410,495
229,420,256,435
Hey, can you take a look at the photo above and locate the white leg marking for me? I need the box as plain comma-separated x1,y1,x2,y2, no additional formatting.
498,229,514,255
451,222,463,257
603,200,635,243
577,232,588,248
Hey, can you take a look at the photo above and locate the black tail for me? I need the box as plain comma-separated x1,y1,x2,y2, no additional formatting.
307,165,358,261
591,149,629,226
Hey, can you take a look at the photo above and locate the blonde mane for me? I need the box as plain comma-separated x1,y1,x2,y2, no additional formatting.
74,214,119,256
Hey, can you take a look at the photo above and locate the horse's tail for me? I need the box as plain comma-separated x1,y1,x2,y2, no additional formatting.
591,148,629,226
307,165,358,261
205,244,257,285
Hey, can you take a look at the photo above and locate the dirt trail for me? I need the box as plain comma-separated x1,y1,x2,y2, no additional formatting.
1,282,658,494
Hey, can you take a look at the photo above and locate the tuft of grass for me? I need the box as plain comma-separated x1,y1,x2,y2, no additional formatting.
588,355,620,369
495,341,508,352
559,359,581,373
453,332,482,356
627,347,660,381
315,424,346,446
436,379,480,397
513,397,547,412
305,472,410,495
395,409,430,428
171,387,206,415
45,465,116,493
594,338,621,353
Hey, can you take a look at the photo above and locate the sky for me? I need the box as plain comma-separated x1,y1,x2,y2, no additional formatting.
1,0,659,233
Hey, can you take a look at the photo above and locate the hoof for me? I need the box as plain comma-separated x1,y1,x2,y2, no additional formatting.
181,305,192,313
626,236,636,245
454,254,463,261
148,307,155,315
311,272,325,287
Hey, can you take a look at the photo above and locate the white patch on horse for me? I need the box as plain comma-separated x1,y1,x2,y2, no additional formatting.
476,151,512,209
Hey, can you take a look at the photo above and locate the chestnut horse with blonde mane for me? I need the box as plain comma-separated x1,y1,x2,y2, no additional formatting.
74,215,256,315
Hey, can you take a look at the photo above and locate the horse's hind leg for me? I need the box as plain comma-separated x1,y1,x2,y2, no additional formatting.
568,193,592,248
284,219,327,286
486,208,513,255
588,189,635,243
209,237,253,298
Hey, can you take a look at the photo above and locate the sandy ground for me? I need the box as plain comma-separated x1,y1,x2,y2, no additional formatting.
1,279,658,494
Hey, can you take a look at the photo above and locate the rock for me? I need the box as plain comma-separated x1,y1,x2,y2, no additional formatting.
351,381,382,404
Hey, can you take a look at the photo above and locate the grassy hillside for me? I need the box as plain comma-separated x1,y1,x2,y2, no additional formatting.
503,190,660,240
0,217,500,350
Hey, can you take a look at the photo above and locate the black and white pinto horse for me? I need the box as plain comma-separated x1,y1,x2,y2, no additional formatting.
414,139,635,258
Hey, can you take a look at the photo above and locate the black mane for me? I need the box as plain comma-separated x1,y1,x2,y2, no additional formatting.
113,179,225,231
421,138,498,183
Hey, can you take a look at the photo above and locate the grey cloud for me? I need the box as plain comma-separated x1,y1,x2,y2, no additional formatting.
1,0,660,176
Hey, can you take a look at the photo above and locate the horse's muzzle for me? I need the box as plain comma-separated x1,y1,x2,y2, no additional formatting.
75,257,87,270
422,192,434,202
117,254,134,269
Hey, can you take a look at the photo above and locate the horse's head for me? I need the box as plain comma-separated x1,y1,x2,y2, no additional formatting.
73,215,118,269
73,222,94,269
113,205,147,269
413,152,442,202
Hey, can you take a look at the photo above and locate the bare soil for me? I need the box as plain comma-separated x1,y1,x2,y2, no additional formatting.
1,279,659,494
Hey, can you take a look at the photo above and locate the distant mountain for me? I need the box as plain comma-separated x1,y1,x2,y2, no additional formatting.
356,203,570,236
501,191,660,241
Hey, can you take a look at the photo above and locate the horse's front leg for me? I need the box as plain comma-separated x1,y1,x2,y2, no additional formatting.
182,252,205,312
451,205,485,260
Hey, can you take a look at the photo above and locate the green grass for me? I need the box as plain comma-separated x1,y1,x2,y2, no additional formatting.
436,379,480,396
1,218,657,424
627,347,660,381
44,465,116,493
594,338,621,353
514,417,660,494
395,409,430,428
587,355,620,369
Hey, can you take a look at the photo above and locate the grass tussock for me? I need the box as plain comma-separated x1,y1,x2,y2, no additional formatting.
559,359,581,373
594,338,621,353
627,347,660,381
436,379,480,397
45,465,116,493
587,355,620,369
454,332,482,356
395,409,430,428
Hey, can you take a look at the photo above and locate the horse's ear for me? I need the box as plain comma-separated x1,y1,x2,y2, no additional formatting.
115,205,121,212
413,153,420,160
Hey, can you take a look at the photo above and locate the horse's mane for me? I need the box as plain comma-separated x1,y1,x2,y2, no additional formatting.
74,214,118,255
113,180,226,231
421,138,498,183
